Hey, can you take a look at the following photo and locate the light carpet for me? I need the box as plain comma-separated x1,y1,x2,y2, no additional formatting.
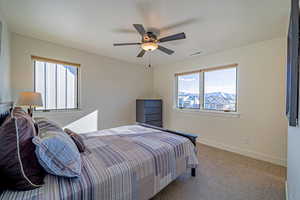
152,143,286,200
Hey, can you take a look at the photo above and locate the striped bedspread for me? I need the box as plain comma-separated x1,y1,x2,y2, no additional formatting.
0,125,198,200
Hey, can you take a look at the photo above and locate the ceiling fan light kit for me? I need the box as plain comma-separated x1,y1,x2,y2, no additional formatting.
113,24,186,58
141,42,158,51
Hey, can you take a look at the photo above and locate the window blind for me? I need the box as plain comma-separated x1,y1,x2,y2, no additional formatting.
31,55,81,68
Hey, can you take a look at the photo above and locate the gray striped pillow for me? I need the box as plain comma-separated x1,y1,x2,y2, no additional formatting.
33,130,82,177
34,117,63,135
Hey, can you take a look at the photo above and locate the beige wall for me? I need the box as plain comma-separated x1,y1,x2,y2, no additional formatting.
10,33,288,166
0,12,11,102
153,37,288,166
11,33,153,132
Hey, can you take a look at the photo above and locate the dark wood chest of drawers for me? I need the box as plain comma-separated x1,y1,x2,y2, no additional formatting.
136,99,162,127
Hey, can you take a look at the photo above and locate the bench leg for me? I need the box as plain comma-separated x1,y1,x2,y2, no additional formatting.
191,168,196,177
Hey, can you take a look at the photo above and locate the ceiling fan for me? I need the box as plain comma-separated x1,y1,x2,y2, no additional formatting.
113,24,186,58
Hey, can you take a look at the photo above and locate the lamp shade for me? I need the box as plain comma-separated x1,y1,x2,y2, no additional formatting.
18,92,43,107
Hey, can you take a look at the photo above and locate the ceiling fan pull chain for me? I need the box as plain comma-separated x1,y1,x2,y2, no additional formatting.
148,53,152,68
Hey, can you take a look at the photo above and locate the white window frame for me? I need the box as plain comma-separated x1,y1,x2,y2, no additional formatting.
174,64,239,114
32,56,81,112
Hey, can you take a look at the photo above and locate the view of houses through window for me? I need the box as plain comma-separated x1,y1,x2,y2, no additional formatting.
177,73,200,109
176,65,237,112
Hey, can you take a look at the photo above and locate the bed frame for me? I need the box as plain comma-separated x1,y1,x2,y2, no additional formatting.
138,122,198,177
0,102,13,122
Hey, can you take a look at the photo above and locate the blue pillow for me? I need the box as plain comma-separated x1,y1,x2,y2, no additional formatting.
32,131,81,178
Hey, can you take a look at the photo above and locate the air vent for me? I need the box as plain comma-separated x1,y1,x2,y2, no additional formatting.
190,51,202,56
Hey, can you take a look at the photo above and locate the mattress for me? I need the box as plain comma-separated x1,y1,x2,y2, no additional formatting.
0,125,198,200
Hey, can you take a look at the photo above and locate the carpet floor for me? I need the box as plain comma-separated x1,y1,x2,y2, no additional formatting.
152,143,286,200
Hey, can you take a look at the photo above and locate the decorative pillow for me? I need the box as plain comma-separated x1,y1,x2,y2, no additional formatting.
64,128,86,153
34,117,63,134
33,130,81,178
0,107,45,190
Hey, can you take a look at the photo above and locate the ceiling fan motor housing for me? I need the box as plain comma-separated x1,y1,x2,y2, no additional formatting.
143,32,157,42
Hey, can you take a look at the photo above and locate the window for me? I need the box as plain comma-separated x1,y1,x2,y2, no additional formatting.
204,67,237,111
177,73,200,109
33,56,79,111
175,64,237,112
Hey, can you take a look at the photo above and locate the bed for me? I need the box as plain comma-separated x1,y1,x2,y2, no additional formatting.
0,102,198,200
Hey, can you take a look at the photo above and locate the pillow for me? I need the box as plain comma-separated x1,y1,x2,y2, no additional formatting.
0,107,45,190
64,128,86,153
34,117,63,134
33,130,82,178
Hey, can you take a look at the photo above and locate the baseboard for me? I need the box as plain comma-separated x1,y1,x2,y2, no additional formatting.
197,138,287,167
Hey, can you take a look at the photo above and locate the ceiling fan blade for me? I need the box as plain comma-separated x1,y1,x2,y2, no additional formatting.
133,24,146,36
113,42,141,46
158,45,174,55
158,32,186,43
137,50,146,57
160,18,198,32
112,28,136,34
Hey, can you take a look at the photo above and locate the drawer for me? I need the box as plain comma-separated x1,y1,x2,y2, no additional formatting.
144,107,161,115
146,121,162,127
145,114,162,121
144,100,162,108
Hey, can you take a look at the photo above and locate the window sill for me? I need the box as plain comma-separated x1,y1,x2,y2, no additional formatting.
173,108,240,118
34,109,83,116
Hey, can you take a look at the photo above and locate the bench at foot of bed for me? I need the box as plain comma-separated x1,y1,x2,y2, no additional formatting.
138,123,198,177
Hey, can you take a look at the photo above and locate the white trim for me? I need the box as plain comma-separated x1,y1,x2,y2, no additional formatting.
197,138,287,166
199,72,204,108
173,107,240,118
286,181,288,200
34,109,84,117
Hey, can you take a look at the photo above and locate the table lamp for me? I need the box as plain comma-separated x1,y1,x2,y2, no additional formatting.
17,92,43,117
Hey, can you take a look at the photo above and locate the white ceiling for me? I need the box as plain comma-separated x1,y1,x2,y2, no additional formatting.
0,0,290,66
